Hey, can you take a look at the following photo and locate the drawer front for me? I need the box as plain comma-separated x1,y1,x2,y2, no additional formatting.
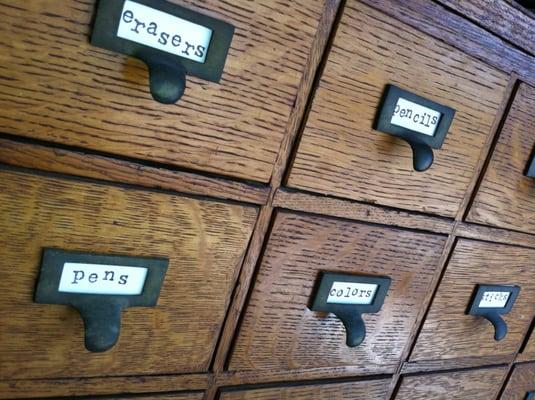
522,324,535,360
0,169,257,379
107,395,203,400
229,212,446,373
501,363,535,400
0,0,326,183
287,2,508,217
395,367,507,400
467,83,535,233
410,239,535,363
219,379,391,400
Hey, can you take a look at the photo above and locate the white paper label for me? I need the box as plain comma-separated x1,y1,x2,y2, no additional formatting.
390,97,442,136
479,291,511,308
58,263,148,295
117,0,213,63
326,281,379,305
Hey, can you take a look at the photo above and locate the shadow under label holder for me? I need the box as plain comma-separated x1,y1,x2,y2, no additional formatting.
91,0,234,104
34,248,168,353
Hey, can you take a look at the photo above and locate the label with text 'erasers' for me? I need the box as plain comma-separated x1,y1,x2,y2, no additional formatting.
58,263,148,295
117,0,213,63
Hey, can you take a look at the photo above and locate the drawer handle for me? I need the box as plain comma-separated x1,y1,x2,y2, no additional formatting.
309,272,391,348
34,249,168,352
466,284,521,342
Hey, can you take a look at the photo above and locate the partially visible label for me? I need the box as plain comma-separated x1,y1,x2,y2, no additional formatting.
58,263,148,295
327,281,379,305
390,97,442,136
479,291,511,308
117,0,212,63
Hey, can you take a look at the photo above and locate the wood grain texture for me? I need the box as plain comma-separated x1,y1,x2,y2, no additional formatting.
436,0,535,56
501,362,535,399
0,169,257,379
520,322,535,361
410,239,535,363
402,354,514,374
274,188,453,234
0,374,209,400
107,394,203,400
455,222,535,250
0,137,270,205
467,83,535,234
228,212,446,374
361,0,535,87
287,1,509,217
0,0,326,183
219,379,391,400
395,367,507,400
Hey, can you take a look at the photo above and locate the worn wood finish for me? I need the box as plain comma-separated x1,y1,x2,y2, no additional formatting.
395,367,507,400
455,222,535,250
402,354,514,374
228,212,446,374
0,137,269,205
410,239,535,363
287,1,509,217
273,189,453,234
0,0,326,183
0,169,257,379
436,0,535,56
519,322,535,361
219,379,391,400
0,374,209,400
501,363,535,399
107,395,203,400
467,84,535,234
361,0,535,87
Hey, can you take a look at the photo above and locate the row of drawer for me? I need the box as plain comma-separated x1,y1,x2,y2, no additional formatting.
1,168,534,380
1,1,534,230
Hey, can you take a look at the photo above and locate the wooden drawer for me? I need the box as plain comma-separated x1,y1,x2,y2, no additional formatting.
0,0,326,183
467,83,535,233
0,168,257,379
520,322,535,361
228,212,446,374
107,395,203,400
500,363,535,400
287,1,509,217
219,379,391,399
395,367,507,400
410,239,535,364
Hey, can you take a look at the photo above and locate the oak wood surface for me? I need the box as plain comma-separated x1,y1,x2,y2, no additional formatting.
500,362,535,399
228,212,446,374
395,367,507,400
0,168,257,379
520,323,535,361
0,137,270,205
107,395,203,400
0,0,326,183
436,0,535,56
467,83,535,234
410,239,535,363
0,374,209,400
218,379,391,400
287,1,509,217
402,354,514,374
454,222,535,250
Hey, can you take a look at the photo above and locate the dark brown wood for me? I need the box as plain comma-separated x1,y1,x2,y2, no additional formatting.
0,138,270,205
395,367,508,400
0,374,208,400
273,189,453,234
0,168,257,380
361,0,535,87
228,212,446,374
467,83,535,234
218,379,391,399
0,0,328,183
436,0,535,56
500,362,535,399
410,239,535,364
455,222,535,250
287,1,509,217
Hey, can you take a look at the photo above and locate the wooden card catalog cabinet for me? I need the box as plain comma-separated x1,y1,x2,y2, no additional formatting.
500,363,535,400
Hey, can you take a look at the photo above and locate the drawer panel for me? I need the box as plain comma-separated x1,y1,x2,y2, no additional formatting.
500,363,535,400
0,0,326,183
219,379,391,400
467,83,535,233
395,367,507,400
107,395,203,400
287,2,508,217
521,323,535,360
410,239,535,363
229,212,446,374
0,169,257,379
